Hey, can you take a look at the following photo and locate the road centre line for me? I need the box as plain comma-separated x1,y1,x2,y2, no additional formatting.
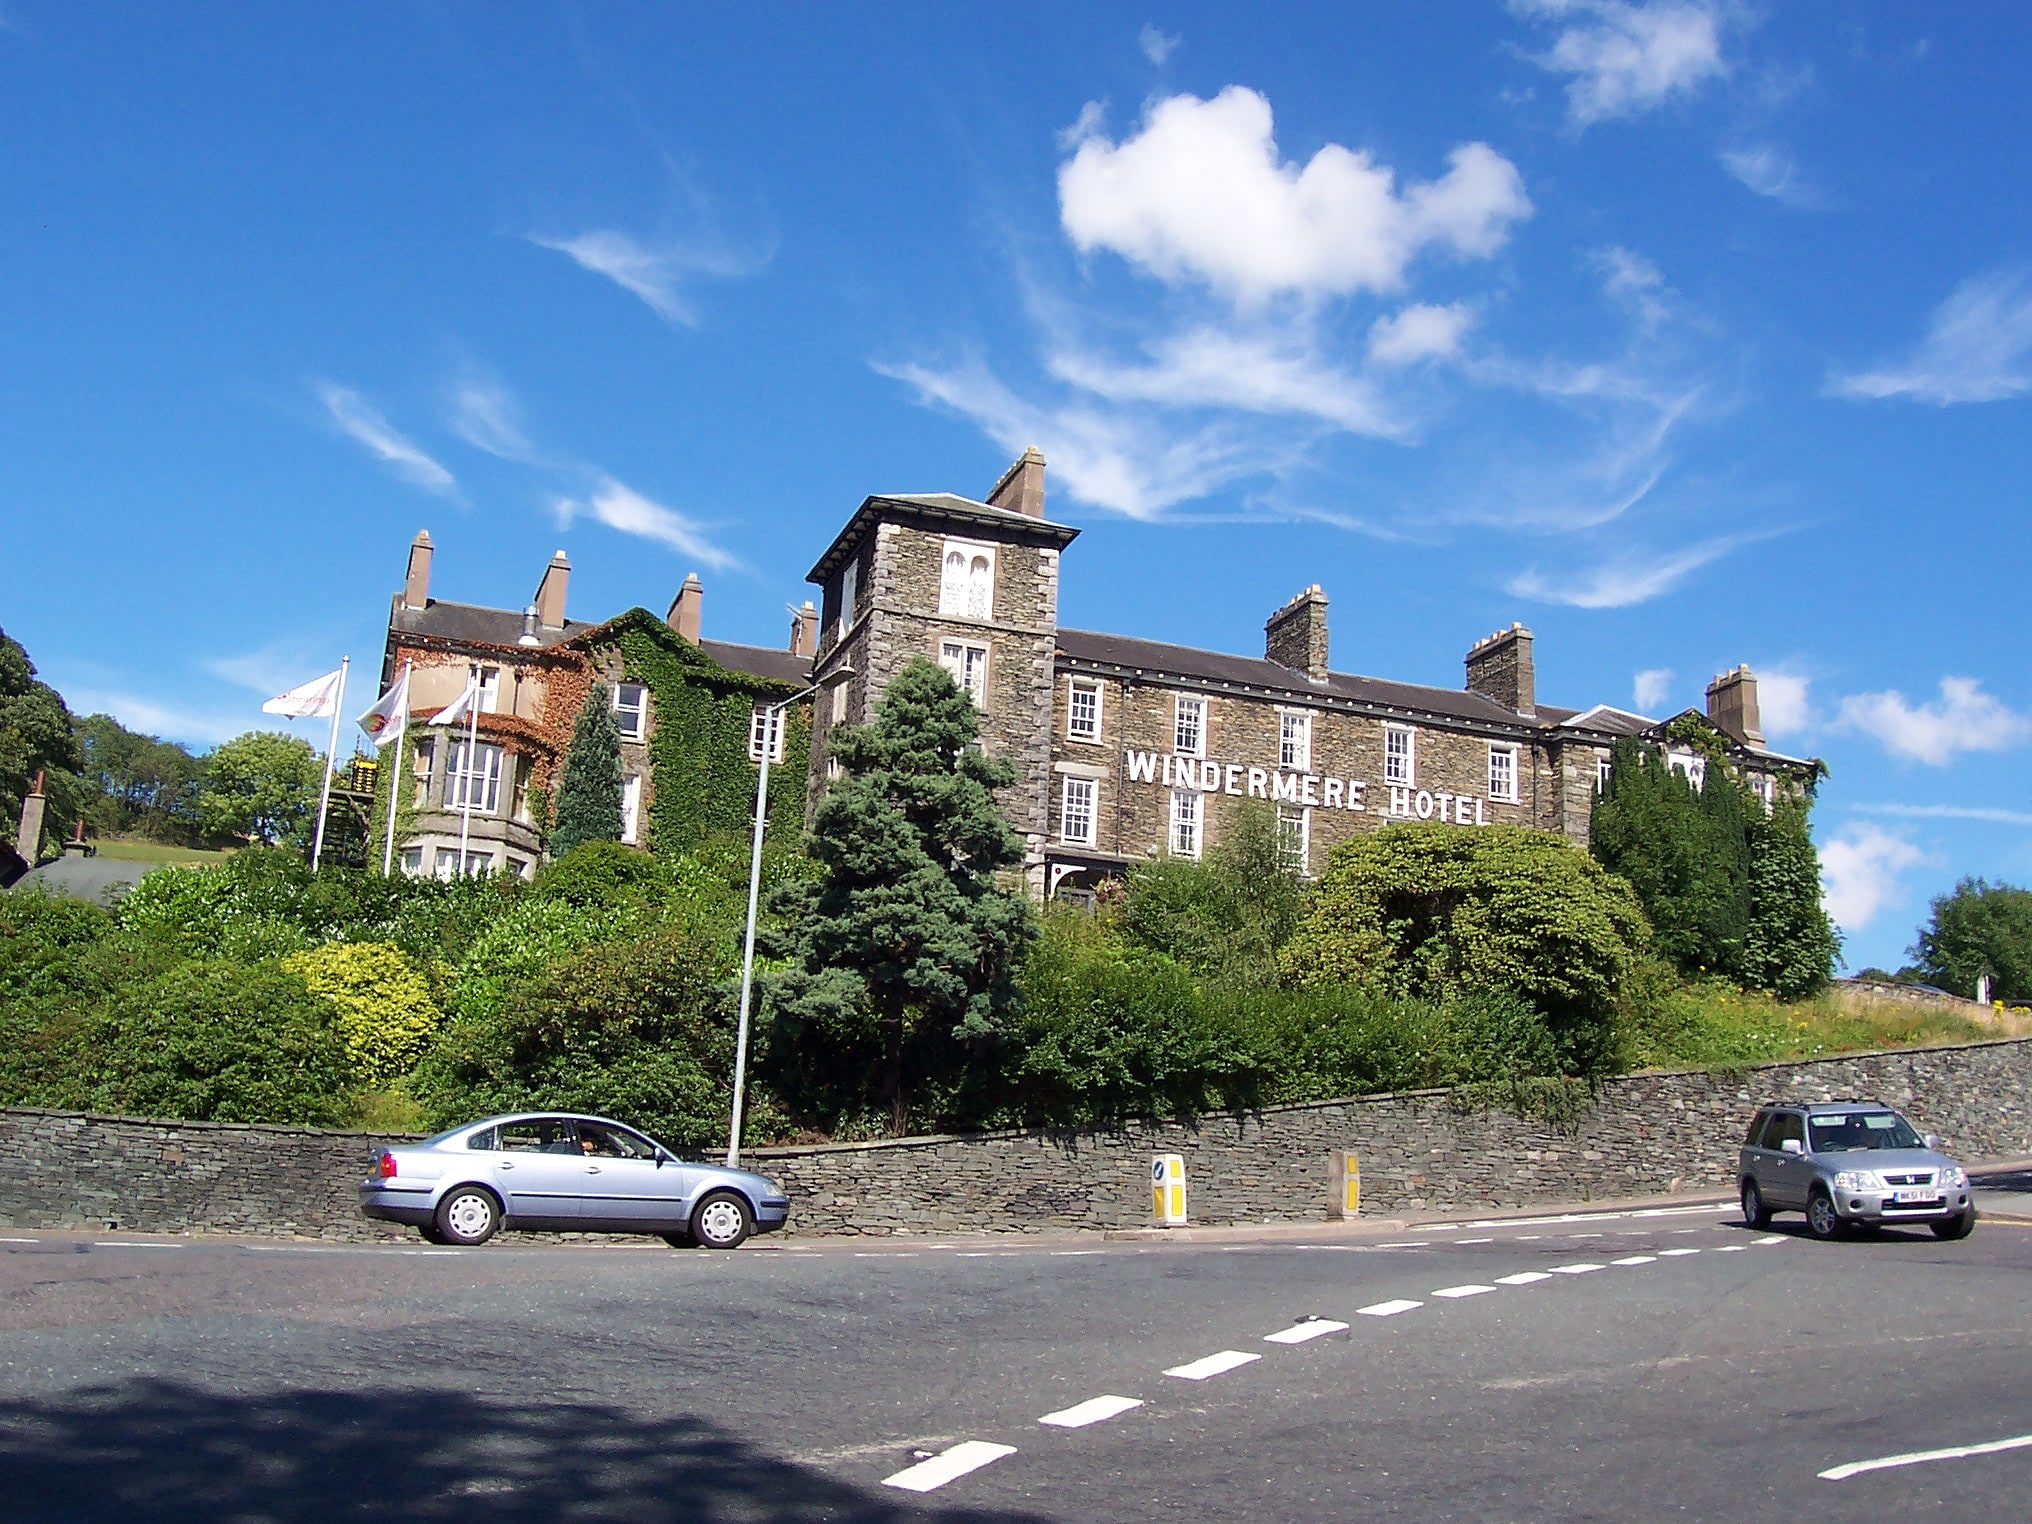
1549,1263,1604,1274
1039,1396,1143,1428
1495,1271,1551,1285
1050,1250,1105,1256
1432,1284,1497,1298
1358,1298,1424,1316
92,1242,184,1248
1820,1431,2032,1482
1754,1235,1785,1245
882,1441,1017,1492
1457,1237,1494,1244
1714,1245,1749,1252
1265,1319,1350,1344
1658,1248,1701,1257
1612,1255,1658,1266
1164,1350,1263,1381
1414,1203,1736,1231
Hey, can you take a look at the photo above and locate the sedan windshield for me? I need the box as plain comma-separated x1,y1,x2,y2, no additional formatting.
1809,1112,1923,1151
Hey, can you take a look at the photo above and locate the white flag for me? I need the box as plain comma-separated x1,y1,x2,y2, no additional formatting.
262,667,346,719
432,670,483,728
356,669,410,747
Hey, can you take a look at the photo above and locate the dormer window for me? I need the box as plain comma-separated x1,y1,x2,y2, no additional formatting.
939,540,995,620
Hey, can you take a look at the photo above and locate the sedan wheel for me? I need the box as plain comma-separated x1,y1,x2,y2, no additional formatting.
691,1190,753,1250
1805,1188,1843,1241
1741,1181,1771,1229
436,1186,501,1247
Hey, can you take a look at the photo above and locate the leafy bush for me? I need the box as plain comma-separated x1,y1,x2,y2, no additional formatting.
1908,877,2032,1002
1121,802,1306,986
529,838,668,908
282,940,441,1086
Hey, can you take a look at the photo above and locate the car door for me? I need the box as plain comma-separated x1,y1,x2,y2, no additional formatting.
1761,1111,1808,1206
575,1121,691,1230
488,1117,586,1227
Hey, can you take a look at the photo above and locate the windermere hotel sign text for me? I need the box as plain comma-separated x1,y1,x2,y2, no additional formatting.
1122,750,1496,826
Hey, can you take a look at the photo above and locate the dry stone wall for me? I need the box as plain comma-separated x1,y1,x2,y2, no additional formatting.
2,1036,2028,1240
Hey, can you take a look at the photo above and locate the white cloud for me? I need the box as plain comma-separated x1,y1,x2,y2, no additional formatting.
449,375,541,463
1853,803,2032,828
1595,245,1669,331
1720,144,1817,208
1368,303,1476,366
1633,667,1673,710
1138,23,1180,64
553,476,737,570
1506,533,1752,608
203,639,345,702
1058,87,1530,305
1828,269,2032,405
1514,0,1728,127
1820,825,1926,934
1755,668,1811,735
528,228,764,329
1047,327,1399,434
60,688,254,749
316,384,457,497
1833,676,2032,766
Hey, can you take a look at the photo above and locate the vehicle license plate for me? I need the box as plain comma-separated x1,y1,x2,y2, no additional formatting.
1893,1189,1940,1204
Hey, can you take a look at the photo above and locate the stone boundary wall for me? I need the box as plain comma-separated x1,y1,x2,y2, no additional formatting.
1829,977,2002,1017
2,1036,2029,1240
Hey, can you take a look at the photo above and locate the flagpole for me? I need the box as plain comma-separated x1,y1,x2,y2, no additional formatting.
456,663,478,876
309,657,348,872
381,661,410,876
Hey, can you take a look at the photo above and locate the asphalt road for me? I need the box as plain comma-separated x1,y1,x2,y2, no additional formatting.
0,1205,2028,1522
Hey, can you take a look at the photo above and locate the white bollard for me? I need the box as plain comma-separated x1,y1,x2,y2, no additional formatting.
1151,1154,1188,1226
1328,1150,1360,1220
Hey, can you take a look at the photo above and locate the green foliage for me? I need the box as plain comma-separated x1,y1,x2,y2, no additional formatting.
0,626,86,861
1121,802,1307,985
1909,877,2032,1001
1743,796,1839,999
282,940,441,1086
614,620,811,856
550,683,624,859
529,837,668,908
75,712,210,845
1284,822,1647,1076
763,658,1033,1135
198,730,323,848
413,928,735,1150
435,894,644,1028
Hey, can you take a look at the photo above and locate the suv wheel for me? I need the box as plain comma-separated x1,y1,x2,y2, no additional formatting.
691,1190,753,1250
1805,1187,1844,1241
1931,1209,1975,1241
435,1186,501,1247
1741,1181,1772,1229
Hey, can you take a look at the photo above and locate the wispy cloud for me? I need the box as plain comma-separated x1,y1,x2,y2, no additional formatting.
554,476,738,571
1852,803,2032,828
528,228,766,328
204,639,346,701
60,687,255,749
1828,268,2032,405
1137,23,1180,65
1507,532,1758,608
1833,676,2032,765
1755,668,1812,735
1820,825,1927,933
449,374,544,464
316,384,457,497
1368,303,1476,366
1633,667,1673,710
1512,0,1729,128
1720,144,1819,208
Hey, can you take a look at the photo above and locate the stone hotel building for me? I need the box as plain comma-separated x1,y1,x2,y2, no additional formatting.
381,449,1815,890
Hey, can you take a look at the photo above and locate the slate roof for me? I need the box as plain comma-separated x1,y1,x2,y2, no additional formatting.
806,492,1081,584
9,853,152,907
699,640,811,686
388,598,591,649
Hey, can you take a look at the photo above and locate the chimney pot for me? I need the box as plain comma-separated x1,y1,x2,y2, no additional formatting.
1706,665,1766,748
534,550,570,631
403,529,433,611
790,599,818,657
1465,622,1535,717
986,446,1047,519
1265,586,1330,681
518,605,541,646
668,573,704,644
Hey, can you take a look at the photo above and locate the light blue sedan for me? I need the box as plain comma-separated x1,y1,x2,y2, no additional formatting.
359,1112,790,1249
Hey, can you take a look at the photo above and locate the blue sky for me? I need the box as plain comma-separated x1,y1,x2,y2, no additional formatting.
5,4,2030,970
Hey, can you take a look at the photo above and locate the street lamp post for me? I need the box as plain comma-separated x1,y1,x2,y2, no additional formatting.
726,667,848,1169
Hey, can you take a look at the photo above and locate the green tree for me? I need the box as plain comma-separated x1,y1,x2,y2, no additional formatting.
1283,822,1648,1077
0,627,86,860
1742,796,1838,998
75,712,209,844
198,730,323,848
1121,801,1307,985
1590,736,1743,976
762,658,1032,1135
1909,878,2032,1001
549,683,624,858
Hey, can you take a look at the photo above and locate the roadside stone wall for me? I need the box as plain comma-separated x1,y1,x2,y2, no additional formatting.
3,1036,2028,1240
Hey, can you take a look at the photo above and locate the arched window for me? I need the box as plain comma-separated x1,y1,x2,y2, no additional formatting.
938,539,996,619
967,555,993,619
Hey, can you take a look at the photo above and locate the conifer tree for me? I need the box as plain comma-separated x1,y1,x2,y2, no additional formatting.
549,683,624,859
1591,736,1713,970
761,658,1032,1136
1743,796,1839,998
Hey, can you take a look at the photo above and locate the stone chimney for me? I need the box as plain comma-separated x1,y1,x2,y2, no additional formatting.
668,573,704,644
790,600,818,657
1466,623,1535,717
1265,586,1330,681
63,818,92,859
533,550,570,632
986,446,1047,519
1706,665,1765,748
14,770,46,865
403,529,433,611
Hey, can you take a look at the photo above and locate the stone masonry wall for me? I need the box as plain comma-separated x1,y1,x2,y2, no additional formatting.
2,1037,2027,1240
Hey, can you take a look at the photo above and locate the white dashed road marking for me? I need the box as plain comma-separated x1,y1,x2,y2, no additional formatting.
1358,1298,1424,1317
1432,1284,1497,1299
882,1441,1018,1492
1495,1271,1552,1285
1039,1396,1144,1428
1548,1263,1603,1275
1164,1350,1263,1381
1658,1248,1701,1257
1714,1244,1749,1252
1754,1235,1785,1245
1820,1431,2032,1482
1265,1319,1349,1344
1611,1255,1657,1266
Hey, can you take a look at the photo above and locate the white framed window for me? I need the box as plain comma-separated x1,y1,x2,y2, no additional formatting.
1749,773,1775,810
748,704,786,763
1276,805,1310,875
939,640,990,708
1279,710,1312,772
838,558,859,636
938,539,995,620
1666,751,1707,789
1488,744,1519,802
412,737,435,808
1169,789,1202,859
1060,776,1096,845
1385,724,1416,786
434,847,493,880
1067,678,1102,742
398,846,425,877
1173,694,1205,758
621,774,642,844
1596,755,1613,789
476,666,502,714
611,682,647,740
445,740,503,813
830,676,849,723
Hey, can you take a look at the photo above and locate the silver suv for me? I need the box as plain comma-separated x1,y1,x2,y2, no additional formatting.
1739,1101,1974,1241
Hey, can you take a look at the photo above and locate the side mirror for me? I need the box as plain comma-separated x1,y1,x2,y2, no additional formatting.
1923,1134,1943,1152
655,1148,673,1166
1780,1139,1804,1155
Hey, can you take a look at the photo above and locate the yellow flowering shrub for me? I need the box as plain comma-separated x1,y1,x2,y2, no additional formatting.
282,941,441,1086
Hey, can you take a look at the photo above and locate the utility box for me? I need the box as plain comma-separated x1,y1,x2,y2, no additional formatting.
1328,1150,1360,1219
1151,1154,1188,1226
